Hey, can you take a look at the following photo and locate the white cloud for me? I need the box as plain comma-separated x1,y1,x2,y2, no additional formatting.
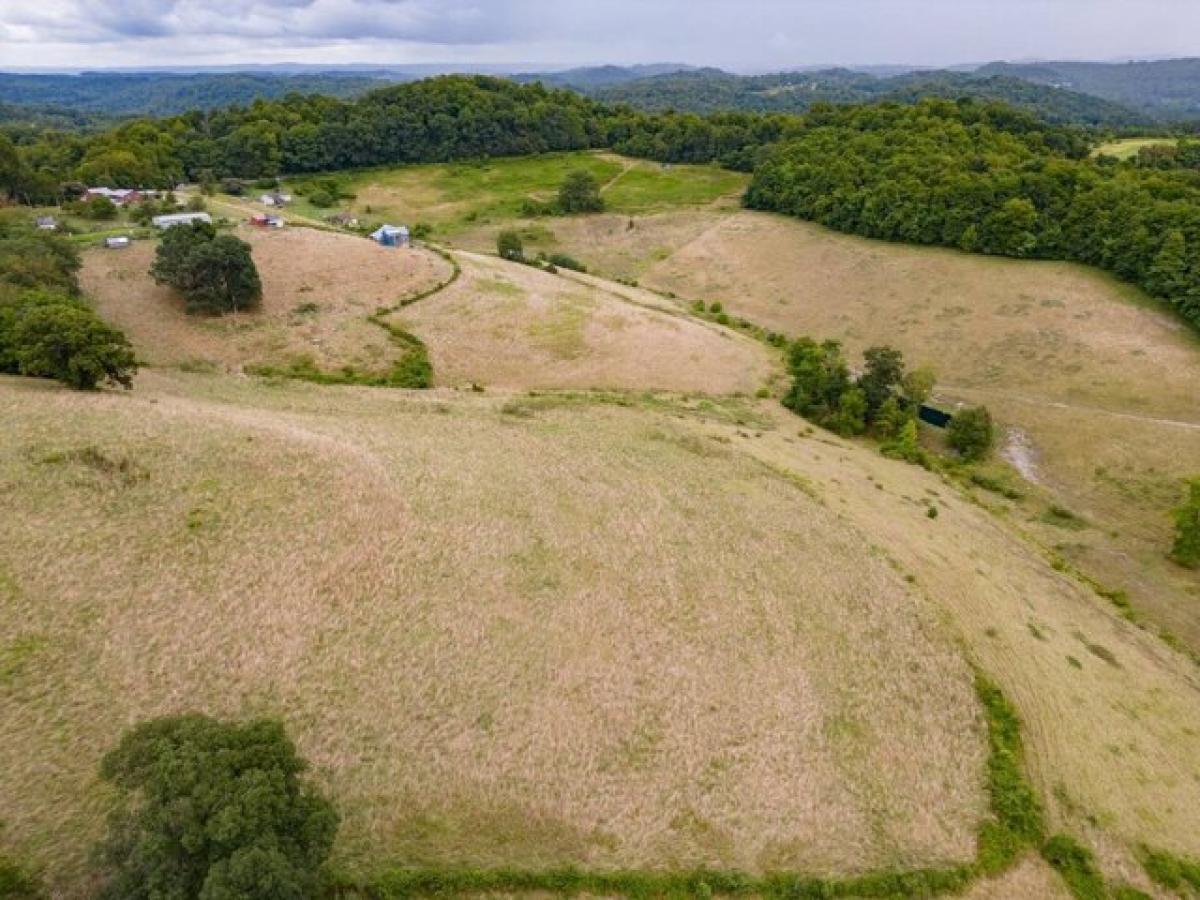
0,0,1196,69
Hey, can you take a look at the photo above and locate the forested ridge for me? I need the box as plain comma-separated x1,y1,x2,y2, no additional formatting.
588,67,1150,128
2,74,1199,330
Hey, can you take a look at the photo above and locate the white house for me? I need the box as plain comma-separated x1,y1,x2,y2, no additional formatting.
35,216,58,231
152,212,212,230
104,236,131,249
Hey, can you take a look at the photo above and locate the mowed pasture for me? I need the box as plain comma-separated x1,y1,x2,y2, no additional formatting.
0,372,985,893
388,250,777,393
80,226,452,376
641,210,1200,650
322,151,747,240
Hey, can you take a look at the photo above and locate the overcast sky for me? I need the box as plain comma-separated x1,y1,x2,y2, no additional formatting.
1,0,1197,71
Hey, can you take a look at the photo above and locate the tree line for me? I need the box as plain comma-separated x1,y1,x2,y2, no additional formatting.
743,99,1200,330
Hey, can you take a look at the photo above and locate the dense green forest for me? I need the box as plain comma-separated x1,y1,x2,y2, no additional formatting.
744,100,1200,329
2,74,1198,332
978,59,1200,122
587,68,1149,127
0,72,389,117
0,75,804,200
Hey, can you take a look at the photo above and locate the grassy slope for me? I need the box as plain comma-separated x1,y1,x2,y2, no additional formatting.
640,210,1200,654
0,372,985,894
309,151,747,239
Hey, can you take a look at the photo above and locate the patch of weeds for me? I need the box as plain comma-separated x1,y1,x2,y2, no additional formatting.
35,445,146,486
926,505,939,519
176,357,218,374
0,855,43,899
1141,846,1200,894
1041,834,1105,900
973,672,1044,874
185,502,219,533
1027,622,1047,641
0,635,47,686
1042,504,1089,530
1111,887,1152,900
292,300,321,316
1067,656,1083,669
1074,634,1120,668
969,470,1023,500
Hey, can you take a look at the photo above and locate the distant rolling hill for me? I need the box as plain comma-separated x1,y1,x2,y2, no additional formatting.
977,58,1200,121
588,67,1148,127
514,63,695,89
0,71,393,117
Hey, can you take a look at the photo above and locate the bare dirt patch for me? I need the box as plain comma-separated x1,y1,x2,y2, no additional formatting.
390,251,777,394
80,226,452,375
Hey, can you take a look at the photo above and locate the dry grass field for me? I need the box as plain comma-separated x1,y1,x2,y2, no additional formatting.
388,251,777,393
641,210,1200,649
80,227,452,376
738,406,1200,873
0,372,986,894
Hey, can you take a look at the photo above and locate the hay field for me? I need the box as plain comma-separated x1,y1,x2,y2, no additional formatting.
643,210,1200,647
80,227,451,375
732,405,1200,882
0,372,984,894
387,251,777,393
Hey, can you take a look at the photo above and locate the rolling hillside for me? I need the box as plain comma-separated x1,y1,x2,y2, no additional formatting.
590,67,1148,126
978,58,1200,121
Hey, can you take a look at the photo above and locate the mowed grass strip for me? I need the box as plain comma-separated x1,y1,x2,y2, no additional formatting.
0,372,984,895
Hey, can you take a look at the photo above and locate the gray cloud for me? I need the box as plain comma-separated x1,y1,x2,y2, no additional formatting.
0,0,1197,70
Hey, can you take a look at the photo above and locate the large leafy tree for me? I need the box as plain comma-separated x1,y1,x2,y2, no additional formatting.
152,223,261,315
179,235,262,314
5,296,136,389
97,715,338,900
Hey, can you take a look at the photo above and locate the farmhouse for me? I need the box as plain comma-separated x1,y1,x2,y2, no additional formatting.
370,224,410,247
103,236,131,249
85,187,149,206
35,216,58,231
260,192,292,207
251,214,284,229
152,212,212,230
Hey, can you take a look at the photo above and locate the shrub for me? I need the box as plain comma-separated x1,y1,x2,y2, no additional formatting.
97,715,338,900
1170,478,1200,568
497,229,524,261
547,252,586,272
307,189,333,208
186,195,206,212
82,195,118,220
947,405,995,461
2,293,136,389
557,169,604,213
